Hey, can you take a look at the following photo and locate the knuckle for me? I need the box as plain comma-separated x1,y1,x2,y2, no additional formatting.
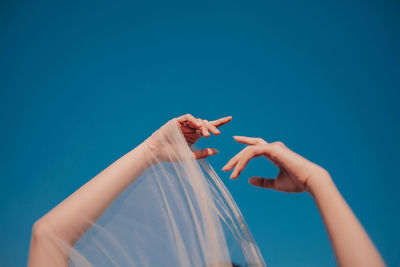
268,152,279,163
264,145,278,158
273,141,285,148
316,166,330,177
250,147,259,155
242,148,254,157
244,146,253,153
254,146,264,154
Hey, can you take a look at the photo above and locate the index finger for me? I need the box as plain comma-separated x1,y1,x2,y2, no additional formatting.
233,136,268,145
210,116,232,127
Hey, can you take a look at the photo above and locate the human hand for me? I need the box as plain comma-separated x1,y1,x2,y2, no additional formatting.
146,114,232,161
222,136,330,193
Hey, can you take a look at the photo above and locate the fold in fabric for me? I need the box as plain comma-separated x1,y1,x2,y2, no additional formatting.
50,120,266,267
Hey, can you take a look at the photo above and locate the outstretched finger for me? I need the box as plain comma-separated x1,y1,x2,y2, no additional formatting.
203,120,220,135
193,148,219,159
222,148,247,171
248,177,276,189
210,116,232,128
230,147,264,179
233,136,267,145
177,114,202,129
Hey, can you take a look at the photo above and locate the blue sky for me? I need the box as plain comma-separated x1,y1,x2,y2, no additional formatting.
1,0,399,266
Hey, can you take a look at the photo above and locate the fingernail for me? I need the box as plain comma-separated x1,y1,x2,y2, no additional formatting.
212,149,219,154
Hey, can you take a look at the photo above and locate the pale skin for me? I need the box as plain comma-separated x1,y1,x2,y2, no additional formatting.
222,136,385,267
29,114,385,267
28,114,231,267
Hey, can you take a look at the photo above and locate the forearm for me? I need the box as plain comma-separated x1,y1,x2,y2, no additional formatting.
39,142,151,243
308,175,385,267
29,142,152,265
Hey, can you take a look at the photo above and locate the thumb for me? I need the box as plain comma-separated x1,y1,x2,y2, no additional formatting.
193,148,219,159
249,176,276,189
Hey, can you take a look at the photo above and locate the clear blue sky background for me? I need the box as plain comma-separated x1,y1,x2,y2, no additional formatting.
1,0,399,266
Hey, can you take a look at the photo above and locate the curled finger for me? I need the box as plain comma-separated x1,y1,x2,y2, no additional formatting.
203,120,220,135
197,119,210,137
177,114,202,129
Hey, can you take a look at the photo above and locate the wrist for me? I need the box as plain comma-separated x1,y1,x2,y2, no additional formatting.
130,141,154,169
305,168,335,197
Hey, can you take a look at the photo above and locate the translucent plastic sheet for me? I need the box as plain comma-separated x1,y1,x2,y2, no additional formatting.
52,120,266,267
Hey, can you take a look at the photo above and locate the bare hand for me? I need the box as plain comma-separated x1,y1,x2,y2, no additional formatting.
222,136,329,193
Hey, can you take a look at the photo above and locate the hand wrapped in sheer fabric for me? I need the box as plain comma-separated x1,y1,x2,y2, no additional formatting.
145,114,232,162
28,113,266,267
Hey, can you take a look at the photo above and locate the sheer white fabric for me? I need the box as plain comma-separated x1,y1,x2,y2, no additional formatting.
54,121,266,267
